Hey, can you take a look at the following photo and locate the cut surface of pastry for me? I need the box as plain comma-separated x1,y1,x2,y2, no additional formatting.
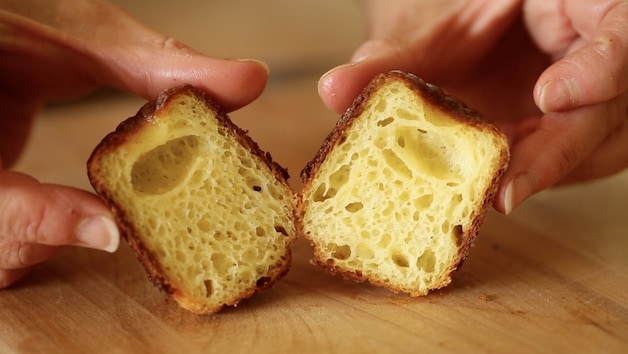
299,71,509,295
88,85,296,314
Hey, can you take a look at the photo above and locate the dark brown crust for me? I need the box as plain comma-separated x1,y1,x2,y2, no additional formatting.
87,85,294,313
299,70,510,295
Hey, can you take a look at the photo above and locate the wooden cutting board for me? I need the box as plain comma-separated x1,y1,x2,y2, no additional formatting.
2,77,627,354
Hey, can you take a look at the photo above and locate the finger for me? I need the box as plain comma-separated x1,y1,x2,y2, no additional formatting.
1,0,269,112
102,51,270,113
318,33,481,114
0,268,31,289
0,169,119,252
0,238,60,271
73,1,270,111
560,115,628,183
318,59,385,115
318,0,523,113
533,0,628,112
495,94,627,214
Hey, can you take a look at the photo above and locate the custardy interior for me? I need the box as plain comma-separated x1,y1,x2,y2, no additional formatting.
97,93,296,311
301,80,505,294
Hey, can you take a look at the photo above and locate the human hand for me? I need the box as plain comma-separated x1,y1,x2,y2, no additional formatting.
318,0,627,214
0,0,269,288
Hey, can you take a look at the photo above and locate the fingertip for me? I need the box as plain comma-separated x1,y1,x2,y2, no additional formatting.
318,60,385,115
318,63,358,114
320,39,393,112
319,37,425,114
235,58,270,76
74,215,120,253
224,58,270,110
0,172,120,252
497,172,539,215
181,57,270,112
536,77,581,113
107,48,270,112
534,27,626,113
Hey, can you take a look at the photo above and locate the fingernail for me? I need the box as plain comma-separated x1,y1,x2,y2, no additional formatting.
320,62,357,79
350,51,371,63
75,216,120,253
503,173,538,214
318,62,358,94
236,58,270,76
538,78,580,113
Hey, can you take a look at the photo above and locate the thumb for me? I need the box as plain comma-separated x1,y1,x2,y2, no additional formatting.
96,45,270,112
318,0,522,114
0,169,120,254
4,0,269,112
494,98,623,214
74,1,270,111
530,0,628,113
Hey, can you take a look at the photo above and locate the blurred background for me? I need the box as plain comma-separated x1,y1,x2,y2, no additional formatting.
110,0,366,80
